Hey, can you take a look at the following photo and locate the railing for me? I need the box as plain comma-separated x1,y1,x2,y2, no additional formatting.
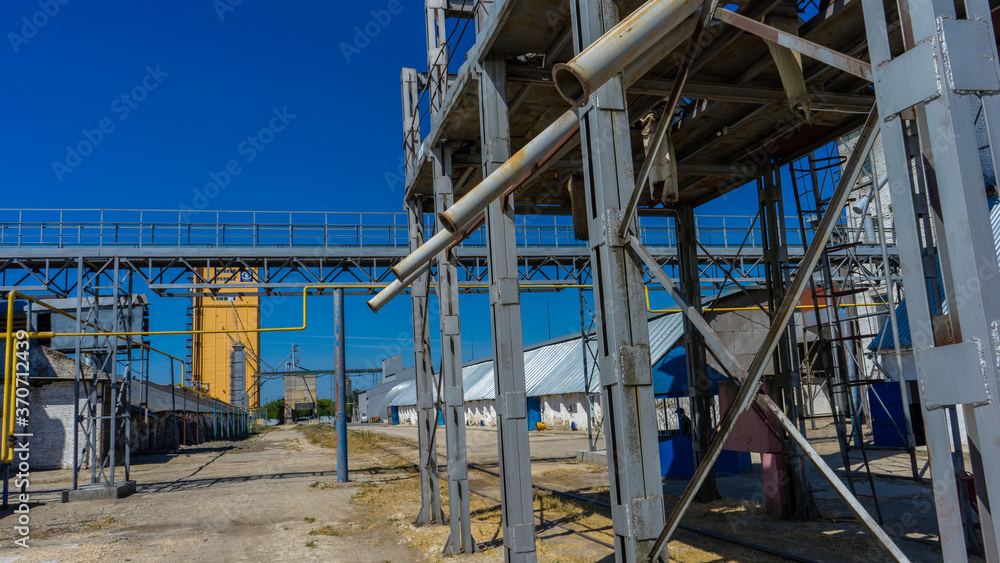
0,209,892,251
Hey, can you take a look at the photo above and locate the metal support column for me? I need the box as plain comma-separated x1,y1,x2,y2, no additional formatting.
864,0,1000,556
333,287,348,483
571,0,665,559
433,144,477,554
72,256,83,489
760,165,816,520
479,49,538,561
408,194,444,525
580,282,595,452
109,257,119,486
677,203,719,502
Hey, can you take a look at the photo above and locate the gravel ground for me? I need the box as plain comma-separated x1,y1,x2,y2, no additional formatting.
0,425,418,562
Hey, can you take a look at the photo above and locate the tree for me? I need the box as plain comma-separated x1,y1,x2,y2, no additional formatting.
263,398,284,420
317,399,334,417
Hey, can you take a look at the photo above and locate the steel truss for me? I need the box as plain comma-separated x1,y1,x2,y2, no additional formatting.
386,0,953,560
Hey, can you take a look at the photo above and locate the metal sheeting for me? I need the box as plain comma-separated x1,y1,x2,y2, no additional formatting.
130,381,220,413
389,314,684,406
872,196,1000,351
868,299,912,350
382,379,417,408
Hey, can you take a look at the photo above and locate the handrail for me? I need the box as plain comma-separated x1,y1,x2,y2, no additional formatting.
0,212,891,251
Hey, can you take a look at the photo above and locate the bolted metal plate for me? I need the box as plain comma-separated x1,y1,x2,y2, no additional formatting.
874,38,941,118
504,524,535,553
502,391,527,419
443,314,461,336
448,460,468,481
938,17,1000,94
445,386,464,408
490,277,520,305
417,391,434,409
619,343,652,386
915,339,993,410
631,496,663,539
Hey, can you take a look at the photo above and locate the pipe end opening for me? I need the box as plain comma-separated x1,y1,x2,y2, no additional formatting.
553,64,589,107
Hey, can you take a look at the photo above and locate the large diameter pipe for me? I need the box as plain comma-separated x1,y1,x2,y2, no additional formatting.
367,258,432,313
552,0,701,106
383,14,698,289
429,13,698,243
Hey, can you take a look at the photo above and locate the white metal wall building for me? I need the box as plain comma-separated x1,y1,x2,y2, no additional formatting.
383,314,687,430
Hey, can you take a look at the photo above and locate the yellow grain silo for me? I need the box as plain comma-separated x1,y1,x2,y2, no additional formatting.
190,267,260,407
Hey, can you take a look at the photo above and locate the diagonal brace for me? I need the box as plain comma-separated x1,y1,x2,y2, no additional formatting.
619,0,723,239
629,237,909,562
713,8,872,81
633,107,885,561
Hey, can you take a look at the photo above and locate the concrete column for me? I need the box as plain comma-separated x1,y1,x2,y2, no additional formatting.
570,1,665,559
479,51,537,561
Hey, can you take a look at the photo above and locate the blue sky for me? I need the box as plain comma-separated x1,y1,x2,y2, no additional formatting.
3,2,797,404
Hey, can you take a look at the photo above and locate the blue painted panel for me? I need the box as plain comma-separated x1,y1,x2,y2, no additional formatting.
653,346,728,399
390,406,400,425
438,408,445,426
658,434,752,478
527,397,541,431
869,382,907,447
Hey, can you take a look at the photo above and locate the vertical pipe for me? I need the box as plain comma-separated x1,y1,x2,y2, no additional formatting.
334,288,347,482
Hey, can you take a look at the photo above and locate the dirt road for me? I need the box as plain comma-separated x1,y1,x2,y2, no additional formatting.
0,425,418,562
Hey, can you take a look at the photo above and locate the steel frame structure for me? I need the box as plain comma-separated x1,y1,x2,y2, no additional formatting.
863,0,1000,557
387,0,1000,561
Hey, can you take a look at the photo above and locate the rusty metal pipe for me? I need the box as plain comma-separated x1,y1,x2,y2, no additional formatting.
366,258,432,313
383,13,698,288
552,0,701,106
431,15,697,237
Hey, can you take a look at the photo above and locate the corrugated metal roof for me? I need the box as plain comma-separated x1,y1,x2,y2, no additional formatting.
382,379,417,407
389,314,685,406
868,299,911,350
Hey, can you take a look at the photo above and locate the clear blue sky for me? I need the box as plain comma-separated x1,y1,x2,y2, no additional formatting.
3,2,800,404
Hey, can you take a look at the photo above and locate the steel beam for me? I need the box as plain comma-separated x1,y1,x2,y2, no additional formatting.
646,107,882,561
432,145,477,554
759,166,815,520
571,1,665,560
407,196,444,525
479,50,538,561
677,203,719,502
713,8,872,81
630,237,908,562
863,0,1000,557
